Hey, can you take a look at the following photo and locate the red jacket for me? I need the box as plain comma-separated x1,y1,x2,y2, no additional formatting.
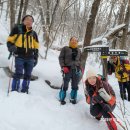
85,80,116,106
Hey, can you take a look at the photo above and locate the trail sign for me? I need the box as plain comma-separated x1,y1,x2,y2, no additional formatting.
84,46,128,56
109,49,128,56
84,45,128,79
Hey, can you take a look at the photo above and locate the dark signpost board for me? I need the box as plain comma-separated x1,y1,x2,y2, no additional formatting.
84,45,128,79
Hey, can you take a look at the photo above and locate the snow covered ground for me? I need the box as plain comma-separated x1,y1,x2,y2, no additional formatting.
0,32,130,130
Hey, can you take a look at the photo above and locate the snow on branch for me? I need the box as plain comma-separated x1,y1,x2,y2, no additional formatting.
91,24,126,45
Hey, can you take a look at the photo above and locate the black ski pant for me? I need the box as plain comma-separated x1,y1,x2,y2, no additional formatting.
61,68,80,91
118,81,130,101
90,103,116,119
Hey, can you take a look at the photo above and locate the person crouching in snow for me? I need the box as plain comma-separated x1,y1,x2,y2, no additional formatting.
58,36,82,105
85,69,117,130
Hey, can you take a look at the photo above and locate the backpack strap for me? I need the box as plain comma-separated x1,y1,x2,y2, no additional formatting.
15,24,24,47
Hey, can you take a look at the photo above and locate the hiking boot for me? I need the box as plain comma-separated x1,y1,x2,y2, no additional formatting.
95,116,101,121
21,89,26,93
121,93,127,100
60,100,66,105
70,99,77,104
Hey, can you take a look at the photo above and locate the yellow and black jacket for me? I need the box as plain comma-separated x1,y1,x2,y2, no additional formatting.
108,57,130,82
7,24,39,59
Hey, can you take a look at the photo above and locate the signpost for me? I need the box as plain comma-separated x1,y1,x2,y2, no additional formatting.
84,45,128,79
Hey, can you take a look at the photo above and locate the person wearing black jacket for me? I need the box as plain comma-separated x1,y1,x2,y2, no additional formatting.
7,15,39,93
59,37,82,105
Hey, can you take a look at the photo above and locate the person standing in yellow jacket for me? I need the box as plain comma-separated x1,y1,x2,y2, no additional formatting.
107,56,130,101
7,15,39,93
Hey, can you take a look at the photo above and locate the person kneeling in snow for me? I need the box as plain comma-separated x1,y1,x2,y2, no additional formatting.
85,69,117,130
58,36,82,105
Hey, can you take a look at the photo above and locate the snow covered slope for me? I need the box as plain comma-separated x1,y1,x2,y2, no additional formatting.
0,44,130,130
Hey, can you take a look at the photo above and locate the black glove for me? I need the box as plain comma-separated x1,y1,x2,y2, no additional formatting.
117,70,123,76
8,45,17,53
101,103,112,113
88,87,95,97
92,95,103,104
34,56,38,67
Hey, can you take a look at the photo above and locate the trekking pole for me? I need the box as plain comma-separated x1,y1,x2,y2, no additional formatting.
108,112,126,130
120,75,126,115
61,70,65,90
8,52,12,60
7,55,14,96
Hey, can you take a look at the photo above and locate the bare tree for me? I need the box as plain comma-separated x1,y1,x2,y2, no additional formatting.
118,0,126,24
17,0,24,24
81,0,102,69
9,0,15,30
22,0,29,17
120,0,130,49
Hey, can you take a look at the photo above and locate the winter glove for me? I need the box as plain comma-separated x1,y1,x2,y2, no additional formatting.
101,103,112,113
88,87,95,97
8,45,17,53
34,56,38,67
117,70,124,76
92,95,104,104
63,67,69,73
98,88,111,102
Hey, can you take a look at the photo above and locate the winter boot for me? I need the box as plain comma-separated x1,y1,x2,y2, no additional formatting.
95,113,102,121
11,78,20,91
70,90,77,104
21,80,30,93
120,93,127,100
59,90,66,105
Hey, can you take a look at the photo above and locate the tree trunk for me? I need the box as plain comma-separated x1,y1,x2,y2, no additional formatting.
81,0,102,69
44,0,50,59
118,0,126,25
106,0,116,28
9,0,15,30
17,0,24,24
49,0,60,33
0,2,3,18
5,0,10,21
37,0,46,35
22,0,29,17
120,0,130,49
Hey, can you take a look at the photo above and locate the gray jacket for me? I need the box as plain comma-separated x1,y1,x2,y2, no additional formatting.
59,46,81,68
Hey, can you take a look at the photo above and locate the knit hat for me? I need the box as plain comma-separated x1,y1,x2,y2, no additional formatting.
22,15,34,22
86,69,98,79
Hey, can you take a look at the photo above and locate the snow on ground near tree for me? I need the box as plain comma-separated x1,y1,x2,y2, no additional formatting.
0,44,130,130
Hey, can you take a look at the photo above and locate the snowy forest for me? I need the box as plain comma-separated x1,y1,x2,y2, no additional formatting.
0,0,130,130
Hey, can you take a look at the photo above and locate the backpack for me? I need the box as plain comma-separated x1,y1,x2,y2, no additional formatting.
14,24,35,45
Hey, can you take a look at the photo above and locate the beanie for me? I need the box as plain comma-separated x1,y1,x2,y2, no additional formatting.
22,15,34,22
86,69,98,79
